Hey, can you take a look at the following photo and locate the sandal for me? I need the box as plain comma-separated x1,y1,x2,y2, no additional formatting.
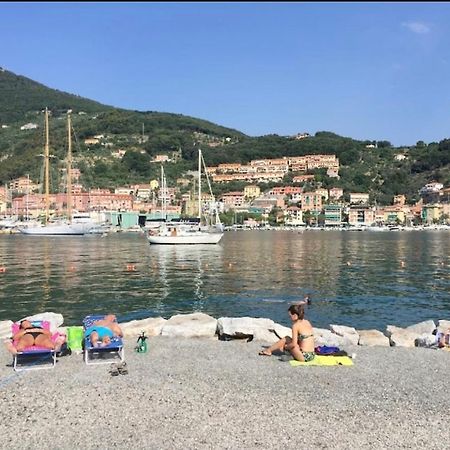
109,363,119,376
258,350,272,356
117,361,128,375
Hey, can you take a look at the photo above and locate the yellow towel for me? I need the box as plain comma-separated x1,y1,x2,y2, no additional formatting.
290,355,354,367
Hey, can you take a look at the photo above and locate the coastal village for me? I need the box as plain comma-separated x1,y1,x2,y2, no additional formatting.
0,146,449,229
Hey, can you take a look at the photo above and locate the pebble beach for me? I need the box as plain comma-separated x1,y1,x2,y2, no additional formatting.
1,336,449,449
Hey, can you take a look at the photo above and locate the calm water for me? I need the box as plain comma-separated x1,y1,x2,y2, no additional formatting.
0,231,449,330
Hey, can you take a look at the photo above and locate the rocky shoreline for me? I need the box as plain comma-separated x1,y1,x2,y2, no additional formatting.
1,312,449,350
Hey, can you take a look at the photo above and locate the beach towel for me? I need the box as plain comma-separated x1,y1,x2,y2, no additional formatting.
289,355,354,367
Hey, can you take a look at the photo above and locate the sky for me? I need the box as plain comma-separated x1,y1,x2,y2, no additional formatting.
1,2,450,146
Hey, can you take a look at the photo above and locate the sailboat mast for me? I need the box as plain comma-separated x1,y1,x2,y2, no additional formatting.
67,113,72,221
44,108,50,224
198,149,202,220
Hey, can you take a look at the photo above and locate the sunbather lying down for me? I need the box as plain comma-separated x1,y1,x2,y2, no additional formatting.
4,320,64,355
85,314,123,347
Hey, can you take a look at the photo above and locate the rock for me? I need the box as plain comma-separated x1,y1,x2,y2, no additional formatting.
358,329,390,347
161,313,217,338
313,327,355,348
271,323,292,339
389,329,417,347
20,312,64,331
406,320,436,335
121,317,167,338
437,320,450,333
0,320,13,339
330,324,359,346
217,317,275,342
385,325,404,337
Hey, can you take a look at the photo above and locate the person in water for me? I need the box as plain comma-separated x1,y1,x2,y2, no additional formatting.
4,319,57,355
84,314,123,347
259,304,315,362
295,295,312,306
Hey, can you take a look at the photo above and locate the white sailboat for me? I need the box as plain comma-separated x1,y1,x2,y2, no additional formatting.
147,149,224,245
19,109,91,236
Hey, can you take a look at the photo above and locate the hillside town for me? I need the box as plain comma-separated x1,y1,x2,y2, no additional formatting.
0,152,449,229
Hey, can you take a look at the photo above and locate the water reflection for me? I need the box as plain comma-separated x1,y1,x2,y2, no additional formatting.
0,231,448,329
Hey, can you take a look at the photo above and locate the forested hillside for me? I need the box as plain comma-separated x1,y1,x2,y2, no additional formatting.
0,69,449,205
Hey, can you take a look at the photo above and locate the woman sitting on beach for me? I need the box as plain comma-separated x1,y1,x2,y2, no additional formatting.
4,320,56,355
85,314,123,347
259,304,315,362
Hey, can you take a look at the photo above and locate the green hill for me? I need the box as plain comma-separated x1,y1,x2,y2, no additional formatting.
0,68,449,206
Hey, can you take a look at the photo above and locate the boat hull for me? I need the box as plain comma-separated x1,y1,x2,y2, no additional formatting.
147,232,223,245
18,223,88,235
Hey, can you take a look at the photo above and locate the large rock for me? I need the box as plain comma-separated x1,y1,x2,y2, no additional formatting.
21,312,64,331
406,320,436,335
217,317,275,342
437,320,450,333
313,327,355,348
358,329,390,347
388,329,417,347
161,313,217,338
0,320,13,339
121,317,167,338
330,324,359,346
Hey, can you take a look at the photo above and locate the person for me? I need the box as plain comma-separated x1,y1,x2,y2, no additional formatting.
84,314,123,347
295,295,312,306
259,304,315,362
4,319,58,355
438,328,450,348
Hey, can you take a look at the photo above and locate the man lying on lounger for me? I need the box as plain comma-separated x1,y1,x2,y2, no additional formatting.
84,314,123,347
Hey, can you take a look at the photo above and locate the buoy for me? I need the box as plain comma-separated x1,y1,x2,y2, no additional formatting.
0,267,5,273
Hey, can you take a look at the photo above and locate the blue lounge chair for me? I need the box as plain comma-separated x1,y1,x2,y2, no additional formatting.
83,315,124,365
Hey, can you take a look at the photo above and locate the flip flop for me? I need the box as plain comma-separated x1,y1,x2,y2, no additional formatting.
117,361,128,375
258,350,272,356
109,363,119,376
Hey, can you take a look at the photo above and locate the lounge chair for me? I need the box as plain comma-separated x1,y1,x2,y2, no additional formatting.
9,320,65,372
83,315,124,365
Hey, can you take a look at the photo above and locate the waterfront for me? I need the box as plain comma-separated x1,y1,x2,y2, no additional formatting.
0,230,449,330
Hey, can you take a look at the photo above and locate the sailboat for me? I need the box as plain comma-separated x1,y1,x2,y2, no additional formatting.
19,109,91,235
147,149,224,245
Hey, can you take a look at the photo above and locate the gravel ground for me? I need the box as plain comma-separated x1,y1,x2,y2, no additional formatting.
0,337,449,450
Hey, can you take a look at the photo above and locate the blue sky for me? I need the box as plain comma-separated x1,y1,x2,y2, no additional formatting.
1,2,450,146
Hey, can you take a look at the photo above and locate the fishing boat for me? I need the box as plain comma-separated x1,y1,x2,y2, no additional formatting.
19,109,92,236
147,149,224,245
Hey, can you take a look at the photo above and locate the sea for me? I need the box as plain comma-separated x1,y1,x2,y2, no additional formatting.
0,230,449,330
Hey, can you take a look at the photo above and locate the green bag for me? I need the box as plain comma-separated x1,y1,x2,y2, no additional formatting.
67,326,84,353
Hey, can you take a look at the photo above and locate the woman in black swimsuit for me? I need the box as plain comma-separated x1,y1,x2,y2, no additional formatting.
10,320,55,353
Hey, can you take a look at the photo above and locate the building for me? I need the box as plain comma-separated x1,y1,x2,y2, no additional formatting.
329,188,344,200
315,188,329,201
244,185,260,199
300,192,322,212
324,204,342,227
393,195,406,206
349,193,370,205
348,206,375,226
9,176,39,194
220,192,245,210
284,206,303,226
